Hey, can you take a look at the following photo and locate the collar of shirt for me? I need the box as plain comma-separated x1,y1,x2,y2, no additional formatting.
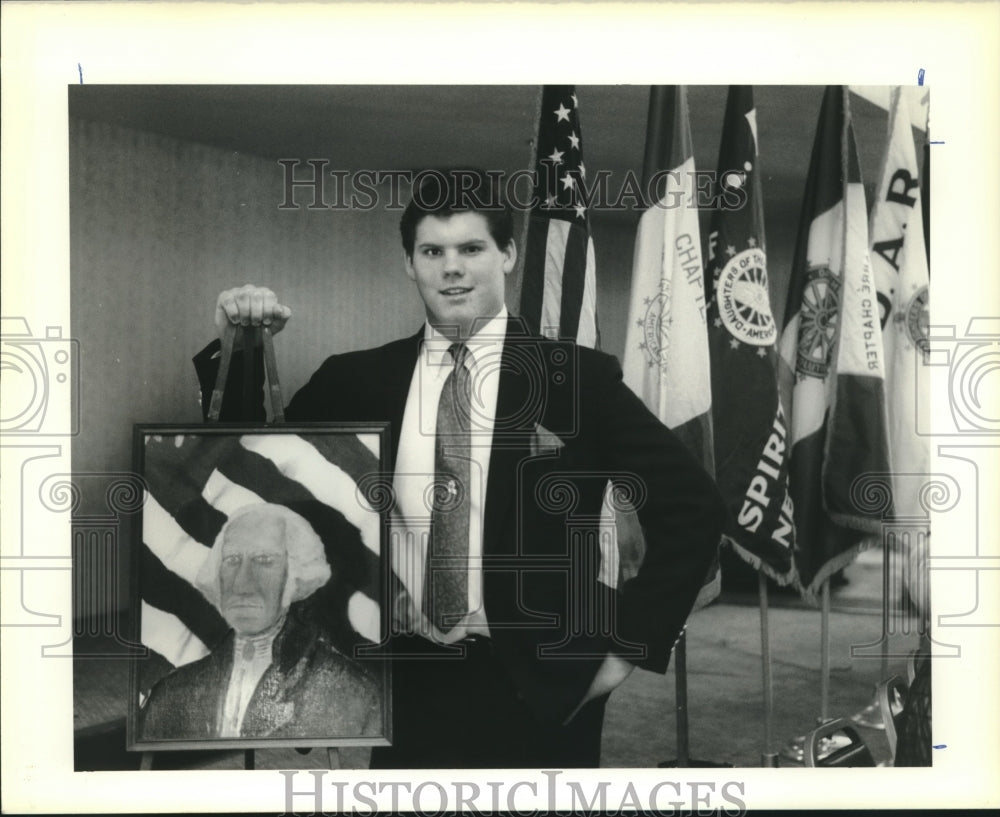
221,614,286,737
421,307,509,381
232,612,285,663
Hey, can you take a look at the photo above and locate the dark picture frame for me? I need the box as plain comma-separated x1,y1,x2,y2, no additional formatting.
127,422,392,751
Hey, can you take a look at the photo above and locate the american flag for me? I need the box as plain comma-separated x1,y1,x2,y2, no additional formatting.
135,428,383,697
519,85,598,346
518,86,619,589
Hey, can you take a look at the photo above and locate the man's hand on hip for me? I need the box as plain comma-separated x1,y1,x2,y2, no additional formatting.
563,653,635,725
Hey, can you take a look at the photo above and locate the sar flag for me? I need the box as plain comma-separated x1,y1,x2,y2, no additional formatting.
869,87,931,612
704,85,797,586
520,85,598,346
921,138,930,266
777,86,892,596
622,85,718,608
870,86,930,520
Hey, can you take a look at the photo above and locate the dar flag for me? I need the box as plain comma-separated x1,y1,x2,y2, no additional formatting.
135,430,383,700
777,86,892,596
704,85,797,586
520,85,597,346
622,85,718,608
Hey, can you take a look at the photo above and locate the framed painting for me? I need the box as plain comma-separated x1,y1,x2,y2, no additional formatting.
127,423,392,751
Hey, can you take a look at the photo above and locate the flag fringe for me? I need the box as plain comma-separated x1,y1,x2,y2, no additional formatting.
801,534,880,599
727,537,800,588
826,511,884,536
691,570,722,612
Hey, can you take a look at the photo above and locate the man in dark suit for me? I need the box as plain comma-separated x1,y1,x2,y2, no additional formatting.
195,170,724,767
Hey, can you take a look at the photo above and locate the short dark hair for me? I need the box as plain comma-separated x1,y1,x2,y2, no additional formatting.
399,168,514,258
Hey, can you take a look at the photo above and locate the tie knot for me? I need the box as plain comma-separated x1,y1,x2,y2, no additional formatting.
448,343,469,373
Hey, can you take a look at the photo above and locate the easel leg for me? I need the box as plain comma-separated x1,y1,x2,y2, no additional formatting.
327,748,341,769
140,752,154,771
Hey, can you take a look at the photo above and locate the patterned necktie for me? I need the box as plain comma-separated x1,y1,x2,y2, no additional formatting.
424,342,472,633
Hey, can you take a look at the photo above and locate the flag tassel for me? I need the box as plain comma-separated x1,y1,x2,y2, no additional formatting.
803,535,879,598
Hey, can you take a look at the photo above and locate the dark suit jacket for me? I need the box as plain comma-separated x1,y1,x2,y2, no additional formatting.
195,316,724,724
139,608,381,741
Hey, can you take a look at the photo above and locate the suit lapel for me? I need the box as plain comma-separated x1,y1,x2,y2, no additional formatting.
483,318,541,556
375,329,423,469
211,631,235,737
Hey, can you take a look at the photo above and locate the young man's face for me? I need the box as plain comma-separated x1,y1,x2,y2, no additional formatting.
219,514,289,636
405,211,516,339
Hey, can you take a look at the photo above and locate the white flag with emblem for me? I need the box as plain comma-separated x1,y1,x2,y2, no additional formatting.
869,86,930,617
778,86,892,595
870,86,930,520
622,85,716,607
623,86,713,466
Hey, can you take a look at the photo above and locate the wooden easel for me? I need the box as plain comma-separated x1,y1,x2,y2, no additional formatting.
140,323,340,771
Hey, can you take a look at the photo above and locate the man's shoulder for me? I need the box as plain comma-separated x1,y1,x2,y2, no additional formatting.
147,647,224,698
510,333,622,385
140,648,226,737
307,323,621,387
280,615,379,695
504,322,620,369
309,639,380,695
311,332,421,376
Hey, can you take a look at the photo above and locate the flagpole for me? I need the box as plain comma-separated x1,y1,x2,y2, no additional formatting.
674,630,690,767
758,573,778,766
817,85,843,729
880,541,890,680
510,85,543,315
820,578,831,722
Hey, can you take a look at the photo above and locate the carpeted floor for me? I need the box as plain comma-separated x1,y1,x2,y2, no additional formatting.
73,547,922,770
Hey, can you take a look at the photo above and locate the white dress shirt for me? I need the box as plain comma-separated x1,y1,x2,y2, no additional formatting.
219,613,285,737
391,308,508,643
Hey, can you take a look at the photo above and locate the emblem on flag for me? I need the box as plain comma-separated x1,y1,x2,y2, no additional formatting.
796,265,841,379
717,247,775,346
638,280,674,369
899,285,930,361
